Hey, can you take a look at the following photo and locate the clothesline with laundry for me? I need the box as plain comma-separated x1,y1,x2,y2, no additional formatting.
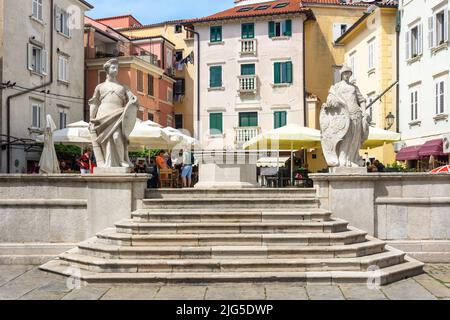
175,51,194,71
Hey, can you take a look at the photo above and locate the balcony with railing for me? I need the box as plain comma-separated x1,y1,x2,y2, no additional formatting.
235,126,260,147
238,75,258,94
239,39,257,55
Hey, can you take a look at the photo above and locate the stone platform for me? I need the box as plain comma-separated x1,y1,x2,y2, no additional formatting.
40,188,423,285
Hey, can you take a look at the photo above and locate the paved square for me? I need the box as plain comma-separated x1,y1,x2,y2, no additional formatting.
0,264,449,300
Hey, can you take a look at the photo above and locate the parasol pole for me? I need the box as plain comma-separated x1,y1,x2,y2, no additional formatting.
291,141,294,187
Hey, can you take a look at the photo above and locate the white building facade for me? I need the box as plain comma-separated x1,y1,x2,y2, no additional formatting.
0,0,92,173
191,0,308,150
398,0,450,164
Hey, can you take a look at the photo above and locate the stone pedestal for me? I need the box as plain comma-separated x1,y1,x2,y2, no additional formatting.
194,150,259,189
93,167,133,174
329,167,367,174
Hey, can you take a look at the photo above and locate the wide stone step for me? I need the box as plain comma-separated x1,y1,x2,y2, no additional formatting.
40,256,424,285
114,219,349,235
56,248,405,274
76,238,386,260
96,228,368,247
141,198,319,209
131,209,332,223
145,188,317,199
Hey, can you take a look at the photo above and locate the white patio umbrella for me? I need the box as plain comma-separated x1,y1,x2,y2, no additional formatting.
363,127,401,149
129,121,171,149
39,115,61,174
36,120,91,148
163,127,199,148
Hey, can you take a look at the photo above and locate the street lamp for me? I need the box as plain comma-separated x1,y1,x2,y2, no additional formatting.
385,112,395,130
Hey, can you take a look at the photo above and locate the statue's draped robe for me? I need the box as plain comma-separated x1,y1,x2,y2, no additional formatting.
89,82,136,168
322,81,370,167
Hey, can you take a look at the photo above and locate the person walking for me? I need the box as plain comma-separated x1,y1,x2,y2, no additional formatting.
181,148,193,188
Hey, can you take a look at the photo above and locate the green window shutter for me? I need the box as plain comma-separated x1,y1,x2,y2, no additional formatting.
242,23,254,39
239,112,258,127
241,64,255,76
217,26,222,41
210,66,222,88
284,20,292,36
210,26,222,42
269,21,275,38
286,61,293,83
210,113,223,134
274,111,287,128
274,62,281,84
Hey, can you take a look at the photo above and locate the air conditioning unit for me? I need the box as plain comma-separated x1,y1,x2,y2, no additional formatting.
393,141,406,153
443,134,450,154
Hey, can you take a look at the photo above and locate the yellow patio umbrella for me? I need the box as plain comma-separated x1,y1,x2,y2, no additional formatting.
363,127,401,149
243,124,322,186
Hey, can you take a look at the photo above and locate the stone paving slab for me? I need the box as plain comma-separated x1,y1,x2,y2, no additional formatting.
205,284,266,300
61,286,111,300
1,265,450,300
19,280,72,300
264,284,308,300
101,286,161,300
0,265,34,287
0,268,56,300
381,279,437,300
339,285,387,300
155,285,207,300
306,285,344,300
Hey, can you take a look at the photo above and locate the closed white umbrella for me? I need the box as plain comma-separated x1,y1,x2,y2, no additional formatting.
39,115,61,174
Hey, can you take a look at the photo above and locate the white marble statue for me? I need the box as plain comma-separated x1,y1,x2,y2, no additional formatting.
320,65,371,168
89,59,138,168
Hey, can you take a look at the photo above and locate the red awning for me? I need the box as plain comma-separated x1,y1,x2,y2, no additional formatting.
396,145,422,161
418,139,445,157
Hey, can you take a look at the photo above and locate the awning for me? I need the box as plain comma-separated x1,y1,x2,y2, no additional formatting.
418,139,445,157
257,157,289,168
396,145,422,161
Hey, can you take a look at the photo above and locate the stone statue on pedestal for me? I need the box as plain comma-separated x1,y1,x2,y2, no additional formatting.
320,65,371,168
88,59,138,169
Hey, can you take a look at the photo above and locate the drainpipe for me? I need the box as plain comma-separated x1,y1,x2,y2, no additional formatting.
5,0,54,173
395,11,401,133
302,17,307,128
184,26,200,141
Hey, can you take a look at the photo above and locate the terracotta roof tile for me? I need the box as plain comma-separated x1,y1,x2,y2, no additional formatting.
187,0,310,24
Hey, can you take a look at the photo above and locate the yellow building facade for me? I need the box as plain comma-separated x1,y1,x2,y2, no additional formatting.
336,5,398,165
121,22,195,136
303,3,368,172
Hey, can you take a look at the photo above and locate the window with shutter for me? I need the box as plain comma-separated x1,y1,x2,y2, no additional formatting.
283,20,292,36
405,31,410,59
58,56,69,82
242,23,254,39
239,112,258,127
148,74,154,96
209,113,223,134
269,21,275,38
241,64,255,76
32,0,43,21
209,66,222,88
210,26,222,42
274,62,292,84
428,16,435,49
31,103,41,128
274,111,287,129
137,70,144,92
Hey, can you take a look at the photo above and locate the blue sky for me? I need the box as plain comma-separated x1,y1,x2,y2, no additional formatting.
87,0,235,24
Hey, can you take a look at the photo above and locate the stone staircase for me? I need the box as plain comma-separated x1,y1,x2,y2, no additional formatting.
40,188,424,285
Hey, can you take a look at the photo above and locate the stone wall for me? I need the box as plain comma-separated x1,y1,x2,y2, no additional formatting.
0,174,147,264
311,173,450,263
